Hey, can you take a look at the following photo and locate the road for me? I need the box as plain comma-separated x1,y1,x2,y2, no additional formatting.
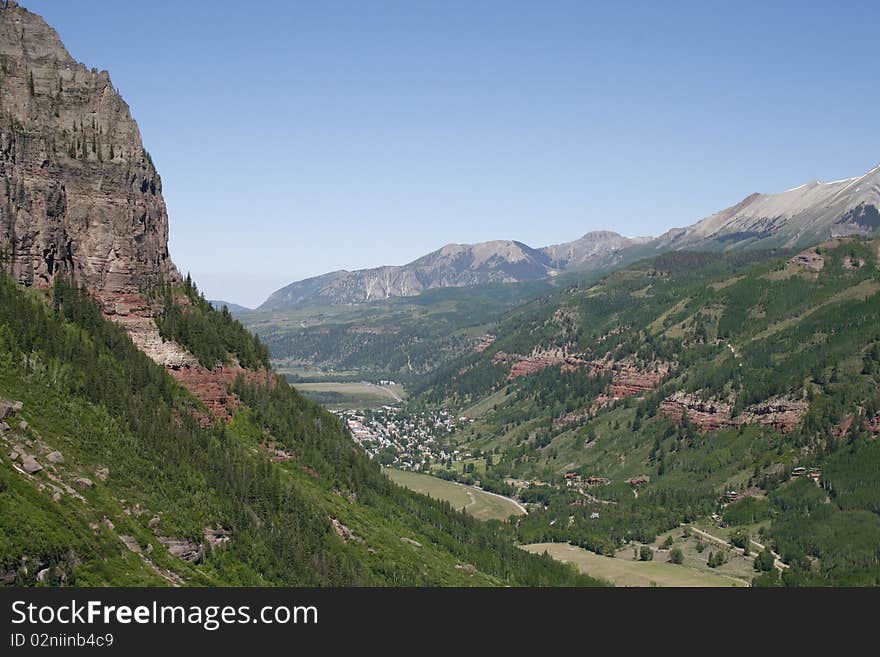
369,382,403,402
687,525,788,572
472,485,529,515
381,385,404,402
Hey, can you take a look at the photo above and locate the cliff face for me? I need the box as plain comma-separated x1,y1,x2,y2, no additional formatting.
0,1,179,294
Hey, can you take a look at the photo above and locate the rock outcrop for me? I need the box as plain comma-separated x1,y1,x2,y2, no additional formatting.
659,392,735,432
660,391,807,433
0,398,22,420
100,292,198,368
157,536,204,564
593,360,670,401
493,349,586,380
0,1,179,294
168,365,275,421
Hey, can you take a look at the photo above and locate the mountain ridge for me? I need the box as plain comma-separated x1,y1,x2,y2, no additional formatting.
260,163,879,311
260,231,647,310
648,163,880,253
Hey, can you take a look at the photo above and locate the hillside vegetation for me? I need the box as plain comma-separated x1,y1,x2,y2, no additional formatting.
242,277,569,382
154,274,270,370
414,236,880,585
0,274,601,587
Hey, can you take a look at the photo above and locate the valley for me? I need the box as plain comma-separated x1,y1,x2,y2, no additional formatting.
314,237,880,586
240,276,566,384
0,3,601,589
2,0,880,591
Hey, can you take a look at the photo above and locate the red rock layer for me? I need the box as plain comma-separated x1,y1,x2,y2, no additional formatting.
596,362,669,399
493,350,588,380
168,366,275,422
474,336,496,353
660,392,807,434
659,392,734,432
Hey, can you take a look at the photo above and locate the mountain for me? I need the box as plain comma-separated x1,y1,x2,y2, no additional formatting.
650,164,880,253
0,0,178,295
209,300,251,314
260,163,880,311
542,230,649,269
261,232,645,309
0,3,597,588
415,236,880,585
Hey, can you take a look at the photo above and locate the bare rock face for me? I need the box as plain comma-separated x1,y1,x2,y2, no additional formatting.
660,391,735,432
790,249,825,271
0,399,22,420
157,536,204,564
99,292,199,367
20,453,41,473
329,516,362,544
0,2,180,293
168,365,274,421
493,348,585,380
660,391,807,434
203,527,232,549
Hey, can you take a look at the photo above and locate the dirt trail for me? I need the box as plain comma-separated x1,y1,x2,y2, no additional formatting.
688,525,787,572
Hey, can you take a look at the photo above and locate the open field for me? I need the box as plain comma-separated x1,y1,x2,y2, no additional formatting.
522,543,748,587
384,468,526,522
293,381,405,409
274,361,366,381
643,526,757,582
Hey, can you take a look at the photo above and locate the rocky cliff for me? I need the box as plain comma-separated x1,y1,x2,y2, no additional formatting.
0,1,179,294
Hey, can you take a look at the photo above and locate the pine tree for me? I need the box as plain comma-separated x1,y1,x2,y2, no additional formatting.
27,70,35,96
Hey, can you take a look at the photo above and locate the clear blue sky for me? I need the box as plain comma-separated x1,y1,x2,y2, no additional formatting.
27,0,880,307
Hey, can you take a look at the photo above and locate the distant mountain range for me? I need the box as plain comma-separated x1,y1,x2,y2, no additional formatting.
209,300,253,314
258,163,880,310
260,231,647,310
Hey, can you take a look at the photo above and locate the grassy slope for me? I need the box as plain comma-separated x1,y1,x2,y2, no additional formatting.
417,237,880,585
384,469,525,522
0,276,601,587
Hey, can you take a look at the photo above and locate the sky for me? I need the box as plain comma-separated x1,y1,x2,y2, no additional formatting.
26,0,880,307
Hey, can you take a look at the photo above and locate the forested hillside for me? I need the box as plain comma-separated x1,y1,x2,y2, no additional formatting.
154,274,270,370
0,274,600,586
244,278,564,382
416,236,880,585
